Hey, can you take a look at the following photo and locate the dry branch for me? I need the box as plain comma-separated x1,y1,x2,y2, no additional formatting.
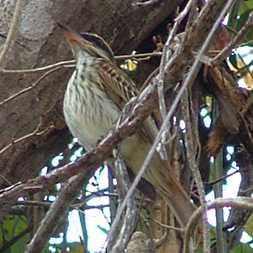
0,120,54,155
107,152,138,252
26,174,86,253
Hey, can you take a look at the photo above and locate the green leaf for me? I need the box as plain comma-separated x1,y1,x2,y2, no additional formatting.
67,242,85,253
239,0,253,16
244,214,253,236
0,215,29,253
230,243,253,253
227,0,253,45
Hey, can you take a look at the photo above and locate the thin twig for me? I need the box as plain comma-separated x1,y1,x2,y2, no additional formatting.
0,32,29,49
212,12,253,64
213,149,226,253
182,87,206,252
15,200,110,211
0,122,54,155
0,52,161,73
183,197,253,253
224,149,253,232
15,200,52,207
151,218,184,232
157,11,180,120
77,204,110,211
109,0,235,243
156,0,195,121
91,174,111,226
0,66,63,107
0,0,22,66
240,186,253,194
117,51,162,60
107,150,138,253
0,60,74,73
0,174,12,186
132,0,162,7
207,168,239,185
156,0,194,160
175,0,195,23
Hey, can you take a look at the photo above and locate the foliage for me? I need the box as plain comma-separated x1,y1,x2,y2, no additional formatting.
244,214,253,237
0,215,29,253
230,244,253,253
228,0,253,45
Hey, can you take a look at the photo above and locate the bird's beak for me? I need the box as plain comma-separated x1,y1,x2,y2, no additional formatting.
58,23,87,48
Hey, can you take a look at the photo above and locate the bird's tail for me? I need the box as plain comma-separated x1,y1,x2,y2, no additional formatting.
122,134,195,227
152,166,195,227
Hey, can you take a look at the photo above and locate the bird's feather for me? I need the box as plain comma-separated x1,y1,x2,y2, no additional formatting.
97,59,158,142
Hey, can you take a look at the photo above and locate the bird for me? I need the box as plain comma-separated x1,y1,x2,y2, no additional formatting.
61,24,195,227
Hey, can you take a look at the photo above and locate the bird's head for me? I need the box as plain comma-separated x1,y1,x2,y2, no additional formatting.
59,23,114,61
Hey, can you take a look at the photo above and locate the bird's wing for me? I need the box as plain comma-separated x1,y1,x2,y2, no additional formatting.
98,60,138,106
97,59,158,141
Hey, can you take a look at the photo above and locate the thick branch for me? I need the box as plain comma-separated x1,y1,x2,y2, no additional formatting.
26,174,86,253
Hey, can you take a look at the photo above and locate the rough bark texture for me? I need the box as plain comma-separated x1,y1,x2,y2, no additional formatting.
0,0,182,188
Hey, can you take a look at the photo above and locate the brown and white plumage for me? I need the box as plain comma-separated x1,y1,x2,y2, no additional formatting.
62,26,195,226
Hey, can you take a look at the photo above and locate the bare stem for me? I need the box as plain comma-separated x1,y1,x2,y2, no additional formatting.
0,0,23,66
183,197,253,253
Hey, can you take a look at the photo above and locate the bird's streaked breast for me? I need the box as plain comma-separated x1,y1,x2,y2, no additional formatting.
64,67,120,150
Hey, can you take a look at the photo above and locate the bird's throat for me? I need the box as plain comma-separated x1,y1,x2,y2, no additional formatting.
74,50,95,81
